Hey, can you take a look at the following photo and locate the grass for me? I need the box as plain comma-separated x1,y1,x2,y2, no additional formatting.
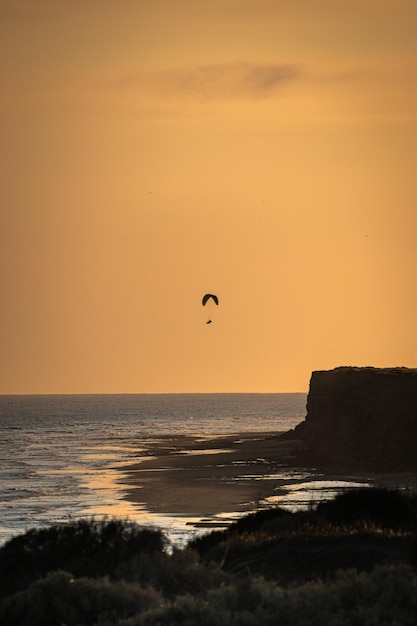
1,488,417,625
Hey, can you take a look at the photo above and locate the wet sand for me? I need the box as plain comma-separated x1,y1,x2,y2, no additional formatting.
119,433,300,516
117,432,417,529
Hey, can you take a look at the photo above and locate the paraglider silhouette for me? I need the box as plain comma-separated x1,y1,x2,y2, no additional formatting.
202,294,218,324
202,294,219,306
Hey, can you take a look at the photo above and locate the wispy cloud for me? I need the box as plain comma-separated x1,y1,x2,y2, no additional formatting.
122,62,301,101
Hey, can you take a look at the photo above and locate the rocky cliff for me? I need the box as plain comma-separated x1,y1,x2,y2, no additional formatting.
288,367,417,469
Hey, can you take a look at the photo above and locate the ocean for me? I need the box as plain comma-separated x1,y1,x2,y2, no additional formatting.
0,393,366,547
0,394,306,544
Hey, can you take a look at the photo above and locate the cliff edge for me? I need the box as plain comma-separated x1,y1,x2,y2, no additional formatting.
287,367,417,470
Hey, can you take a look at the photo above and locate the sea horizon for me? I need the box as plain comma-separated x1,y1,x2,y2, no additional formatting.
0,390,308,398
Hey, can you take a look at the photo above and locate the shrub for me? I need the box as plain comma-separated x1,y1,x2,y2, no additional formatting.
188,489,417,584
114,564,417,625
0,519,166,598
316,488,417,527
189,507,292,565
0,570,162,626
116,547,229,598
229,506,292,535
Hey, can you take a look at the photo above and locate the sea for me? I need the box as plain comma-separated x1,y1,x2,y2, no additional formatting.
0,393,367,547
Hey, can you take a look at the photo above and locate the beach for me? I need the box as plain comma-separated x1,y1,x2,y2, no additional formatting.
120,433,300,516
3,392,416,546
119,432,417,529
119,433,350,528
0,393,308,545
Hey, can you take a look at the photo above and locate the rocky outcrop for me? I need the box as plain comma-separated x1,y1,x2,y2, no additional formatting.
287,367,417,470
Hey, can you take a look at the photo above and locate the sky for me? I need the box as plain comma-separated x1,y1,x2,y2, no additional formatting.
1,0,416,394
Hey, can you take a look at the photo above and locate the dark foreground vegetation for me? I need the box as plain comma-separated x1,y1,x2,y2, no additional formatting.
2,488,417,625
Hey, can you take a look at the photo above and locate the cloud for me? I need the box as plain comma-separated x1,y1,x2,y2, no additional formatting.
125,62,301,101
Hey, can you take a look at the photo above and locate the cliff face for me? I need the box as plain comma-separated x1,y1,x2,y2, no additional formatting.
292,367,417,469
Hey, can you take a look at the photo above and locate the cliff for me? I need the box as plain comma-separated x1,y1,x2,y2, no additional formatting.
288,367,417,470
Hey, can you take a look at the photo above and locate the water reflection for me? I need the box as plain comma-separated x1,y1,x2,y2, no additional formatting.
263,479,371,510
78,464,372,548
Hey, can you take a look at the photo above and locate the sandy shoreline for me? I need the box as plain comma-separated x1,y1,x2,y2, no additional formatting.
114,432,417,531
118,433,302,518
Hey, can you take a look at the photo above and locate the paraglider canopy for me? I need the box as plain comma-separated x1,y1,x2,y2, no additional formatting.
202,293,218,324
202,293,219,306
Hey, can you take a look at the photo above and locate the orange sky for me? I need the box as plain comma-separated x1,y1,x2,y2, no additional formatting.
1,0,416,393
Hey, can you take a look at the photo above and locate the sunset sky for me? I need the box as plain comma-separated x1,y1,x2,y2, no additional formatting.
1,0,416,394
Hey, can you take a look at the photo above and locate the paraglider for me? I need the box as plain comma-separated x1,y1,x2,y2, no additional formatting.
202,293,218,324
202,294,219,306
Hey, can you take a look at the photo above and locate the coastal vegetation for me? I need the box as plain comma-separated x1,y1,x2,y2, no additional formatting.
1,488,417,625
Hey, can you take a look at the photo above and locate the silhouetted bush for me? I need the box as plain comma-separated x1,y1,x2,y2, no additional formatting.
189,507,292,558
0,570,161,626
316,487,417,527
3,564,417,625
121,564,417,625
2,490,417,624
189,488,417,584
0,519,165,598
115,547,229,599
231,506,293,535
